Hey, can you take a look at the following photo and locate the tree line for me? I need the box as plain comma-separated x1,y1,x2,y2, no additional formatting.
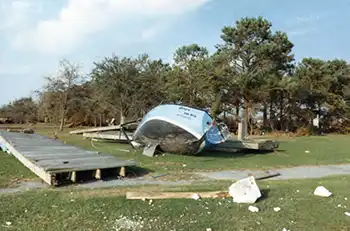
1,17,350,134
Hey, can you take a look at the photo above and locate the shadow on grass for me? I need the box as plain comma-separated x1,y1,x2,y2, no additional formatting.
53,166,153,187
199,149,287,158
256,188,270,203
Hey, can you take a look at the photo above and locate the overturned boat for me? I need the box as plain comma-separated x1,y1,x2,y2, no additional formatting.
132,104,231,156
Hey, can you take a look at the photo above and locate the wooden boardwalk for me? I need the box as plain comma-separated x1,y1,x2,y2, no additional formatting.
0,131,136,186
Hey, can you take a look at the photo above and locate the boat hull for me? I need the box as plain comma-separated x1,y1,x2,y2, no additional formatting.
133,119,204,155
132,104,230,155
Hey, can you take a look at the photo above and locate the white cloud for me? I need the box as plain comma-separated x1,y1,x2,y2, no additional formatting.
294,15,321,26
0,0,42,31
13,0,211,56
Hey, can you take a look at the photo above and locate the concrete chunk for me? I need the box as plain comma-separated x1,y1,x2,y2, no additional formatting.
313,186,332,197
228,176,262,204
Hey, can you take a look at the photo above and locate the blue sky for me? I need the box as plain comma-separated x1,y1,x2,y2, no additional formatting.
0,0,349,106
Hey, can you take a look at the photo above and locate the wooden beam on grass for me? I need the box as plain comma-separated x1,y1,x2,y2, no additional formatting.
126,191,230,200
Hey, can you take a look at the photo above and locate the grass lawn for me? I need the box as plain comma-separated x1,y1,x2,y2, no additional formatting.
1,124,350,230
1,124,350,187
36,126,350,172
0,152,36,188
1,176,350,231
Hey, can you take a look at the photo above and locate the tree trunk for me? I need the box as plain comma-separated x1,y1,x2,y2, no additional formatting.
120,110,125,125
279,91,284,130
269,94,274,131
210,93,222,118
243,96,249,138
263,102,268,128
99,114,102,127
59,108,66,131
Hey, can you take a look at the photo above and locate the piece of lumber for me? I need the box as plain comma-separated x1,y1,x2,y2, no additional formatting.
248,171,281,180
126,191,230,200
69,125,122,135
119,167,126,177
83,132,134,141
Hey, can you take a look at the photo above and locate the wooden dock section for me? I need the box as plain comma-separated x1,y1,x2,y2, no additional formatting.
0,131,136,186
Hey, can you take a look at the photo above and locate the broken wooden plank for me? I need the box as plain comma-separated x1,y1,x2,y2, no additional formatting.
126,191,230,200
249,171,281,180
69,125,122,135
70,121,139,135
83,132,134,141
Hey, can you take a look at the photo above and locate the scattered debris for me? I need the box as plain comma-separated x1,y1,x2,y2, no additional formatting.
345,212,350,217
248,205,259,212
228,176,262,204
248,171,280,180
152,173,168,179
305,150,310,153
112,216,143,231
282,228,290,231
5,222,11,226
206,228,212,231
22,128,34,134
313,186,332,197
273,207,281,212
116,148,131,152
192,193,200,200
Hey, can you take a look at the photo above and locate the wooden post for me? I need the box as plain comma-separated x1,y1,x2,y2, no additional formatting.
95,169,101,180
70,171,77,182
237,122,245,140
119,167,126,177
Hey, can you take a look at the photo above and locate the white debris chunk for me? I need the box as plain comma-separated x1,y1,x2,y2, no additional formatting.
305,150,310,153
228,176,261,204
5,222,12,226
282,228,290,231
313,186,332,197
345,212,350,217
206,228,212,231
273,207,281,212
192,193,200,200
248,205,259,212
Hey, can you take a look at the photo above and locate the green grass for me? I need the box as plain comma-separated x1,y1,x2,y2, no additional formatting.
1,176,350,231
37,127,350,172
1,124,350,230
0,152,36,188
1,124,350,187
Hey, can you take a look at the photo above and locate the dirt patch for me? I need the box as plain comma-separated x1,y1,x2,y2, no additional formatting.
0,181,48,194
